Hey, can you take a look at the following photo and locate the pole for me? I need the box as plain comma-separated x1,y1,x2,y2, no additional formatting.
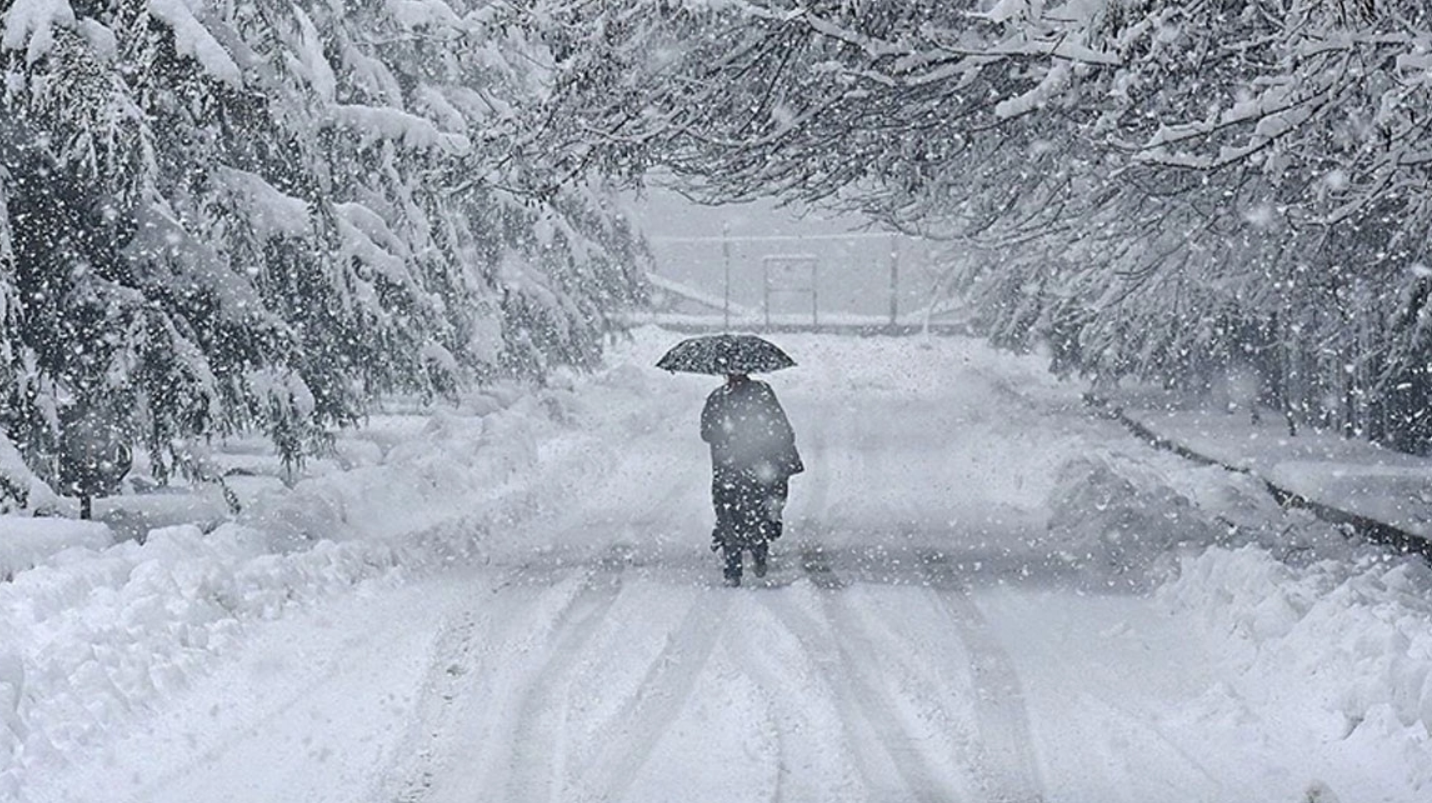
722,222,731,330
888,234,899,328
811,262,819,328
764,258,771,331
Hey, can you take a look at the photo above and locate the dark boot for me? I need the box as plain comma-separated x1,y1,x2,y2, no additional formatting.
752,542,769,578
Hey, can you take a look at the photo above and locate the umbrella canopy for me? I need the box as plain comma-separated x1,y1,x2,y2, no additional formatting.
656,334,796,375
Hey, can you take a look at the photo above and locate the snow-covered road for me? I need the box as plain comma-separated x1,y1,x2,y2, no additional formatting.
24,331,1432,802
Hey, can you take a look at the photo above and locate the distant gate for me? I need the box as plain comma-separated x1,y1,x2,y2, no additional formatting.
637,231,968,334
762,254,818,328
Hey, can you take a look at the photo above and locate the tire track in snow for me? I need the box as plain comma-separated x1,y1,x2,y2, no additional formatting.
387,601,483,803
765,570,965,803
716,609,797,803
501,561,627,802
781,394,969,799
918,550,1046,803
383,557,625,803
578,588,732,801
1064,690,1229,801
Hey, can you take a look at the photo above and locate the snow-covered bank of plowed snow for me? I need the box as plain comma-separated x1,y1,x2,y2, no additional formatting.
11,327,1432,802
2,378,658,801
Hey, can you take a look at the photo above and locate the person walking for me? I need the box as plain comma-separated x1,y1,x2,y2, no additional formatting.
656,333,802,586
701,372,802,586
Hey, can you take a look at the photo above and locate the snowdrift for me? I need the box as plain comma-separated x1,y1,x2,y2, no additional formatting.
0,375,636,796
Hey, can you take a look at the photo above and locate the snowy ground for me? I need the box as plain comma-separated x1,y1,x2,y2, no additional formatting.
4,327,1432,802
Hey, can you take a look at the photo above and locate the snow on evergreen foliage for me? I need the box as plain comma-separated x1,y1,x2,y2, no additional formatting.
0,430,55,512
0,0,648,478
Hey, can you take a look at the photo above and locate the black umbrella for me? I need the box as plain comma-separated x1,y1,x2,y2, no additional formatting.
656,333,796,375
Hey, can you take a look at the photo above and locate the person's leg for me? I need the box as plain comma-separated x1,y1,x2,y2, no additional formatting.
713,471,745,582
722,542,743,585
734,475,768,545
720,475,771,585
712,472,735,551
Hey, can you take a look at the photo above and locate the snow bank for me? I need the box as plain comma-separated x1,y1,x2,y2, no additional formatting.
1045,395,1432,784
0,522,419,797
1090,379,1432,775
1042,431,1360,590
1161,545,1432,775
1038,396,1432,792
0,518,111,581
0,364,659,794
243,391,583,550
1045,449,1225,589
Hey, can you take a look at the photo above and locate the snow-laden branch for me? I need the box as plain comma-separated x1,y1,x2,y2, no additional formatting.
147,0,243,87
1,0,75,63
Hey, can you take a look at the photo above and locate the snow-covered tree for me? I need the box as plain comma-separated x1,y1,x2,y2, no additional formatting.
542,0,1432,451
0,0,647,485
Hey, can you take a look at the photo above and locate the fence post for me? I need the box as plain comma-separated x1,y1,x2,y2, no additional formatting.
888,234,899,327
812,262,819,328
722,222,731,330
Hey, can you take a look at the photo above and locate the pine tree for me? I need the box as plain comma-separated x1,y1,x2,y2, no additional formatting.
0,0,648,500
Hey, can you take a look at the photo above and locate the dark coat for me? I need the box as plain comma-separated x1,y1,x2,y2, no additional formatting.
701,378,803,483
